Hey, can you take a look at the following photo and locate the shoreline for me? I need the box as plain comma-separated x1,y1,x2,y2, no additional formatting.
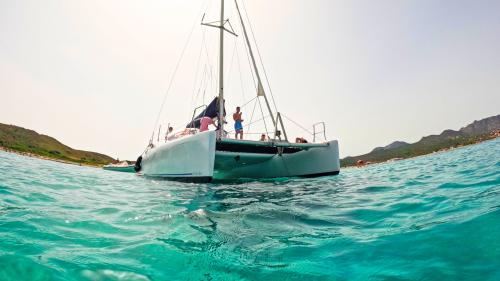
344,135,499,169
0,146,102,168
2,134,498,171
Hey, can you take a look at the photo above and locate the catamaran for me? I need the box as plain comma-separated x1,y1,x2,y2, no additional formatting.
134,0,340,182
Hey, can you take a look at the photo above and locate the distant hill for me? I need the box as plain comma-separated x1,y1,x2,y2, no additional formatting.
0,123,114,166
459,115,500,135
341,114,500,167
371,141,409,153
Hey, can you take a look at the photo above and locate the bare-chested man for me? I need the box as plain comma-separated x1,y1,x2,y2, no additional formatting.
233,106,244,139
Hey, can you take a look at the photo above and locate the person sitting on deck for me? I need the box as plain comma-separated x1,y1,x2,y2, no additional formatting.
295,137,308,143
356,160,366,167
233,106,244,139
165,127,174,141
260,134,268,141
275,130,282,141
200,116,215,132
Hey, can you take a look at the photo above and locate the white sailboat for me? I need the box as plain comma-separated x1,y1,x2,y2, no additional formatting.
135,0,340,182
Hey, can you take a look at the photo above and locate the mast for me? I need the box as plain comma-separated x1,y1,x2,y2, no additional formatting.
234,0,276,128
217,0,225,138
203,1,280,140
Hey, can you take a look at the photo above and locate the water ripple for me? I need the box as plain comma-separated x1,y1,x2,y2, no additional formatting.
0,139,499,280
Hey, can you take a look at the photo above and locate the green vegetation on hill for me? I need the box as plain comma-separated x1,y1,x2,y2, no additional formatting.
0,123,114,166
341,114,500,167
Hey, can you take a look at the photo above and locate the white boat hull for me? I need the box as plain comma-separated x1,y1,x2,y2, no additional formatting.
140,131,216,181
213,140,340,179
139,133,339,181
103,165,136,173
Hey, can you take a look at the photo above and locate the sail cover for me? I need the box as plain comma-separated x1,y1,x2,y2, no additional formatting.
186,97,225,128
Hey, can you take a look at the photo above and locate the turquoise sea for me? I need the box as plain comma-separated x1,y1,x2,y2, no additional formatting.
0,139,499,281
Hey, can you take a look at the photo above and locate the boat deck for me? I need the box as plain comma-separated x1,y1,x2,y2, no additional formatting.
218,138,329,148
216,138,329,155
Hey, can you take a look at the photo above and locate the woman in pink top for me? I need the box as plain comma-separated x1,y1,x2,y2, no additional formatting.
200,116,214,132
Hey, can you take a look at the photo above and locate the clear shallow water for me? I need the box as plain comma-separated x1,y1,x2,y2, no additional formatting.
0,139,499,281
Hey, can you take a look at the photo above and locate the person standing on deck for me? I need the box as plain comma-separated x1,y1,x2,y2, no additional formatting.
233,106,244,139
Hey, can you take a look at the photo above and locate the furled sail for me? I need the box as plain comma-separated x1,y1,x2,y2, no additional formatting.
186,97,225,128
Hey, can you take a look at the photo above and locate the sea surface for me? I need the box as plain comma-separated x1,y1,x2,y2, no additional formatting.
0,139,499,281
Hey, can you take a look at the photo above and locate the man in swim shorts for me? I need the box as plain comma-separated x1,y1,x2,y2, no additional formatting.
233,106,244,139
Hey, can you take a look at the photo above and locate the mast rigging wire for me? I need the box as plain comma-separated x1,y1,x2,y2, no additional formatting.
226,114,270,133
224,39,239,98
241,0,279,114
148,0,208,142
235,41,246,101
187,26,208,121
247,97,258,133
281,113,314,136
257,97,270,136
239,96,257,109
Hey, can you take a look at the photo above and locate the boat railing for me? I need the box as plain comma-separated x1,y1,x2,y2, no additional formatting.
312,122,327,142
165,128,199,143
219,137,329,148
187,104,208,129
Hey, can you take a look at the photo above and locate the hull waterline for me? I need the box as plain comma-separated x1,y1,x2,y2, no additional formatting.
103,165,136,173
139,132,339,182
213,139,340,180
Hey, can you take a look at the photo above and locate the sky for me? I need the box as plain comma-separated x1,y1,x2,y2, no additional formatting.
1,0,499,160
